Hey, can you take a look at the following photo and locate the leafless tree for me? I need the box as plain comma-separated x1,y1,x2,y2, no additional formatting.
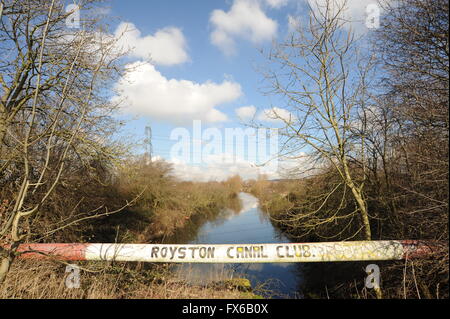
368,0,449,298
260,0,375,241
0,0,132,283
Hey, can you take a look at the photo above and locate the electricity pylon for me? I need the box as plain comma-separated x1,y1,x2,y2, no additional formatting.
144,125,153,165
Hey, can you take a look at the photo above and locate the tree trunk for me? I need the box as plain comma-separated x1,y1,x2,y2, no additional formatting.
0,243,18,285
0,105,9,158
350,186,372,241
0,254,12,284
342,160,372,241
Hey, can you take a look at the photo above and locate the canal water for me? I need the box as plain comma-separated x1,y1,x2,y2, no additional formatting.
172,192,304,298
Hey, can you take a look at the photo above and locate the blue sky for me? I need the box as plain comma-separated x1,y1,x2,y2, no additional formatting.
98,0,377,181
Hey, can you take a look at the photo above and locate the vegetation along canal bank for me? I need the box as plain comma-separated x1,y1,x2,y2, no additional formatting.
0,0,447,300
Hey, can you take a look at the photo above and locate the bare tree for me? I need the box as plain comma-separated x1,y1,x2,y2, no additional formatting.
261,0,375,240
367,0,449,298
374,0,448,235
0,0,130,283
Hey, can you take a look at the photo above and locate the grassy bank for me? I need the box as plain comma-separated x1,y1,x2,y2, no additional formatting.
1,158,252,299
246,175,448,299
87,159,243,243
0,260,261,299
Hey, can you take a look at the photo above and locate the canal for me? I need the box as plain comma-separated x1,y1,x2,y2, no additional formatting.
170,192,304,298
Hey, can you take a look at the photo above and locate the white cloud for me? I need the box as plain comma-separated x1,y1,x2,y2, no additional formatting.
113,62,242,124
114,22,189,66
307,0,380,33
287,14,300,32
257,107,295,125
152,150,320,182
210,0,278,55
154,152,316,182
167,153,280,182
235,105,257,120
265,0,289,8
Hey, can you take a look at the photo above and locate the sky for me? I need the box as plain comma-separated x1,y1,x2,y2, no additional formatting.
96,0,379,181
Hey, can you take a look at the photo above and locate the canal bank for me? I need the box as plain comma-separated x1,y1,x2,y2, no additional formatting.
168,192,304,298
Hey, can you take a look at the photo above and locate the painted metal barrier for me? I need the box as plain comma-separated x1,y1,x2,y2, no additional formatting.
10,240,444,263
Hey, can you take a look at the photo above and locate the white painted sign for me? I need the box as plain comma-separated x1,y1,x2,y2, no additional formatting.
84,241,408,263
14,240,437,263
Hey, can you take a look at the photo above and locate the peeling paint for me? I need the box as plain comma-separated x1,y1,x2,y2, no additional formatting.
11,240,443,263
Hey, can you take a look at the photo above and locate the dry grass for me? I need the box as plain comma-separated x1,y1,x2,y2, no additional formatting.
83,160,244,243
0,260,253,299
1,159,250,299
247,175,449,299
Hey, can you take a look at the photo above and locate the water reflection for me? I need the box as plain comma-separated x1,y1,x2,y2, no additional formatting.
172,192,304,298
